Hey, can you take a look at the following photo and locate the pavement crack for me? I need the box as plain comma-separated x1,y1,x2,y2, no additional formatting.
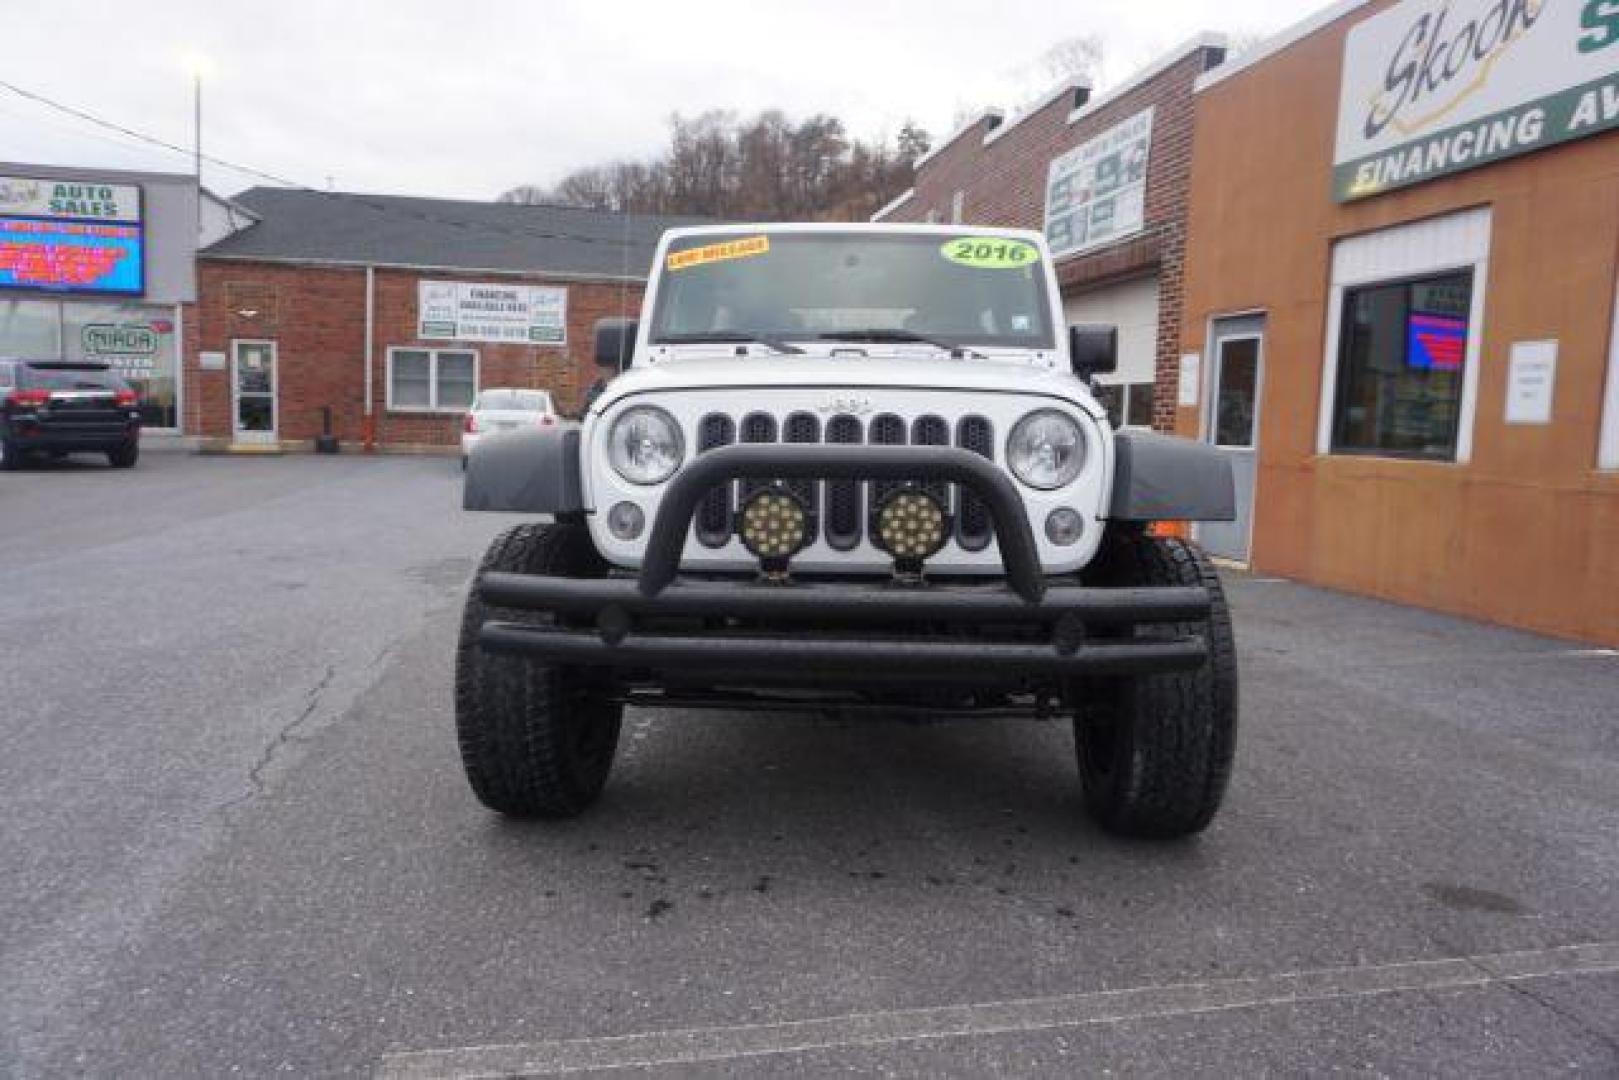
224,664,337,813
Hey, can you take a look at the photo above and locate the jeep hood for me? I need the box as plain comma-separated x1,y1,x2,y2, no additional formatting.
592,356,1098,417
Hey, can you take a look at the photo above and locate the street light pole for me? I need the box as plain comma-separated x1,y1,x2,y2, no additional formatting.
193,68,202,231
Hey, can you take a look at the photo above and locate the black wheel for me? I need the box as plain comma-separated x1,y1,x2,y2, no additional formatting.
1072,529,1238,839
454,522,623,817
0,439,18,471
107,442,139,469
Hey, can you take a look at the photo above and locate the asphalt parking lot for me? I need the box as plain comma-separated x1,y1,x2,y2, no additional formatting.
2,447,1617,1077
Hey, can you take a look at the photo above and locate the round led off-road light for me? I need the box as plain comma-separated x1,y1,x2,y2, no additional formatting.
738,489,809,563
874,489,948,563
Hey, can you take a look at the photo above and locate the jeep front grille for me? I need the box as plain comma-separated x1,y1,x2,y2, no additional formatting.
695,414,736,547
692,409,995,554
956,415,994,550
825,414,863,550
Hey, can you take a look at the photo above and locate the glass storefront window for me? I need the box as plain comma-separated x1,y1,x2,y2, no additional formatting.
0,299,63,356
0,298,178,428
62,301,179,428
1331,271,1472,460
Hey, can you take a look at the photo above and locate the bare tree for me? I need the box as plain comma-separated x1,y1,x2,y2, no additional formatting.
495,184,550,205
1039,33,1105,88
498,111,928,222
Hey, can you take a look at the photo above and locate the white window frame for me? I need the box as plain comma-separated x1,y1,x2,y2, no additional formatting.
1316,208,1491,463
385,346,479,413
950,191,965,224
1601,265,1619,470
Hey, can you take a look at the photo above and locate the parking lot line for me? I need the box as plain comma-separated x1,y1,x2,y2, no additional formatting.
376,941,1619,1078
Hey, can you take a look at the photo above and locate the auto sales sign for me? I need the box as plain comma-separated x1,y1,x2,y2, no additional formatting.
1334,0,1619,201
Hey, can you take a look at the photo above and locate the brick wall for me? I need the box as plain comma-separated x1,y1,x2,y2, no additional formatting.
884,44,1222,431
185,260,644,449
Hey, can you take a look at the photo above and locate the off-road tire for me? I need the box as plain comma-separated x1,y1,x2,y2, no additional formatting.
1072,529,1238,839
455,522,623,817
107,442,139,469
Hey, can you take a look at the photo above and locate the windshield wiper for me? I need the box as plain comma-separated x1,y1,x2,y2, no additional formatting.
656,331,803,355
815,329,985,358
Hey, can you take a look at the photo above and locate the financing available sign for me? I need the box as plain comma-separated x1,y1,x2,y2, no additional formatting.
417,281,567,344
1044,107,1154,259
1335,0,1619,201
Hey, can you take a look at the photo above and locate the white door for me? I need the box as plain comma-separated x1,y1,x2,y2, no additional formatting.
1198,316,1265,563
232,340,277,444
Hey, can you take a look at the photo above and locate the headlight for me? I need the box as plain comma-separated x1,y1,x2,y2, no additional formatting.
608,406,684,485
1007,409,1085,490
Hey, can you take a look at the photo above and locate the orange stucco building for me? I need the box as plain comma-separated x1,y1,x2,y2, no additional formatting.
1178,0,1619,645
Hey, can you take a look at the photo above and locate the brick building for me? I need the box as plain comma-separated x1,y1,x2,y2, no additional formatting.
184,189,704,450
874,35,1228,433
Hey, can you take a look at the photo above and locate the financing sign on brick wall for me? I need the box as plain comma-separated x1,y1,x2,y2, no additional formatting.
417,280,567,344
1044,107,1154,259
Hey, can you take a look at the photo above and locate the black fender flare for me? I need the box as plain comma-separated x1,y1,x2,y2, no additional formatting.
1108,429,1236,522
462,426,584,513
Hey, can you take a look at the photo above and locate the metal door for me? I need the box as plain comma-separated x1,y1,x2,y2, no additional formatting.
1197,316,1265,562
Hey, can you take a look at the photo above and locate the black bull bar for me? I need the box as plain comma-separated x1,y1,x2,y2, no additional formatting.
477,445,1211,679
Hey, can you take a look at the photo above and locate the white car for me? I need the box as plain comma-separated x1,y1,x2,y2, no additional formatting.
457,223,1239,839
461,389,556,469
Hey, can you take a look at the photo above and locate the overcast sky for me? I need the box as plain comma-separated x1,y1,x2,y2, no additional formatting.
4,0,1320,202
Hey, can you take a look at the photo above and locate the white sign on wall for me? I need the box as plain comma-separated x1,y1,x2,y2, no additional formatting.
1178,352,1202,407
1334,0,1619,201
0,175,142,222
417,281,567,345
1505,339,1558,425
1044,107,1154,259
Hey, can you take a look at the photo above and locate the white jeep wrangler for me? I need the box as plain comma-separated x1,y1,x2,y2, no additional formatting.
459,224,1238,838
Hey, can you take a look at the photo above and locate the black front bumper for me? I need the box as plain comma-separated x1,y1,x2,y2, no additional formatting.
477,445,1211,681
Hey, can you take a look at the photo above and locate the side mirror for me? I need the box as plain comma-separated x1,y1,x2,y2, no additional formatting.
1069,324,1118,378
593,317,638,371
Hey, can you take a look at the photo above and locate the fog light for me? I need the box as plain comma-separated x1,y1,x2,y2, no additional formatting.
738,489,808,568
1045,507,1083,546
607,501,645,540
875,489,948,568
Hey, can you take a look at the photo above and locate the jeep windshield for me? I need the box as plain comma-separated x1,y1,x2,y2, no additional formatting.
650,231,1056,352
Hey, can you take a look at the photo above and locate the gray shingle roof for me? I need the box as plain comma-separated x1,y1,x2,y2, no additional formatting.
201,187,711,279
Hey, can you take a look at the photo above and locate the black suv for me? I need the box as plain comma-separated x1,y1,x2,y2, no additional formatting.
0,360,143,470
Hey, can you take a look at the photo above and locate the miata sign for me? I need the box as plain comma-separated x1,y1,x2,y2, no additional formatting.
1333,0,1619,201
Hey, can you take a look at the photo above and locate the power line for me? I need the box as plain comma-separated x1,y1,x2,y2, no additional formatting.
0,76,304,189
0,77,679,254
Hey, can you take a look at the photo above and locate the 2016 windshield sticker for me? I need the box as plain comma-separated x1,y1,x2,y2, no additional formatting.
941,237,1038,269
666,235,771,271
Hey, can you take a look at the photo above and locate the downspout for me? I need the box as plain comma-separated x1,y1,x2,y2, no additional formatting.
363,264,376,451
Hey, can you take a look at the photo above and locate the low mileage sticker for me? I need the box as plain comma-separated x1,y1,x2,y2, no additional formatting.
941,237,1039,269
666,235,770,271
